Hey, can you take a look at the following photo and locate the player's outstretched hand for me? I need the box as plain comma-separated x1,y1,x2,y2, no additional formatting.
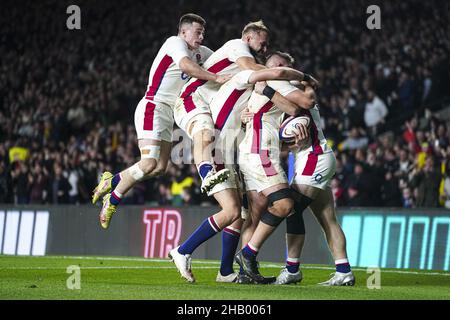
254,81,267,95
215,74,232,84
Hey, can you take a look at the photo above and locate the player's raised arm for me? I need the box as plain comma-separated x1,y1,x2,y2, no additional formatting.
235,56,266,71
283,84,316,110
247,67,312,84
254,81,305,116
179,57,231,84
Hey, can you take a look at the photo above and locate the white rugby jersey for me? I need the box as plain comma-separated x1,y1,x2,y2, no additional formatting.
210,70,254,132
144,36,213,107
239,80,298,155
179,39,254,105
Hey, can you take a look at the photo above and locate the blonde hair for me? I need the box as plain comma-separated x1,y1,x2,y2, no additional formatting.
266,51,295,67
242,20,269,37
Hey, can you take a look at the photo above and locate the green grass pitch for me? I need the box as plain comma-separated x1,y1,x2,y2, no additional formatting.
0,255,449,300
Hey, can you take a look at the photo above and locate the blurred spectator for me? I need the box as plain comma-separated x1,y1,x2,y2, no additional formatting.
340,127,369,151
440,158,450,209
157,184,172,206
50,164,71,204
0,163,11,203
331,178,345,207
29,164,48,204
346,183,364,207
364,90,388,137
410,157,442,207
344,162,371,206
402,187,415,208
11,163,29,204
380,171,402,207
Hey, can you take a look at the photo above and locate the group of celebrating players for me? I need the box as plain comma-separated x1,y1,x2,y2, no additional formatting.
91,13,355,286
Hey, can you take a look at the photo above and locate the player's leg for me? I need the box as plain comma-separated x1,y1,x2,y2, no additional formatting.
169,188,241,282
186,114,230,193
99,139,171,229
243,184,293,254
236,190,269,284
275,184,319,284
96,99,173,229
241,190,268,250
217,217,243,282
217,181,252,282
236,183,293,283
114,139,170,194
309,187,355,286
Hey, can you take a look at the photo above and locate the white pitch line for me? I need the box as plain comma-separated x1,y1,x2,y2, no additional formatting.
0,266,218,270
4,255,449,277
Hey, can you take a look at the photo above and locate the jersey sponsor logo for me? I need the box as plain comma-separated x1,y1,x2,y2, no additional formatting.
314,173,323,183
143,209,182,258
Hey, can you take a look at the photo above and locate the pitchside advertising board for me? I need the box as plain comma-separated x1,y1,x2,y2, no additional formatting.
0,206,449,271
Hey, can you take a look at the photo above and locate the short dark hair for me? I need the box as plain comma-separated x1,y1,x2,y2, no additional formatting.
266,51,295,67
242,20,269,37
178,13,206,31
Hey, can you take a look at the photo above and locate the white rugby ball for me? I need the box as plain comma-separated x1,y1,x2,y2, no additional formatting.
279,116,310,142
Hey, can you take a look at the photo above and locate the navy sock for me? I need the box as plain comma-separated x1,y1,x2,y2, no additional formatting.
111,173,121,189
109,191,122,205
336,259,351,273
242,244,258,259
286,258,300,274
178,217,220,255
198,162,213,180
220,227,240,276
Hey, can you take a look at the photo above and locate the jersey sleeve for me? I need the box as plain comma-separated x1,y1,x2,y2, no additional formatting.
267,80,299,97
233,70,254,90
165,36,190,66
227,40,254,62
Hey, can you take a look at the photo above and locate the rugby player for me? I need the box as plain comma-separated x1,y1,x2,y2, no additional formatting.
275,82,355,286
92,13,230,229
173,20,270,194
169,61,313,283
234,52,317,283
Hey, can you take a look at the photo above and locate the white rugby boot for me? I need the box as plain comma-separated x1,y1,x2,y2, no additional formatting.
168,246,195,283
216,271,238,283
274,268,303,285
319,271,355,286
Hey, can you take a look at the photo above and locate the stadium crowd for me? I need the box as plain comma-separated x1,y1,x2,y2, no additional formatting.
1,0,449,208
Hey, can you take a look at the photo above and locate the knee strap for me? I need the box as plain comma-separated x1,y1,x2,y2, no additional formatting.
260,210,284,227
286,211,305,235
267,188,292,207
